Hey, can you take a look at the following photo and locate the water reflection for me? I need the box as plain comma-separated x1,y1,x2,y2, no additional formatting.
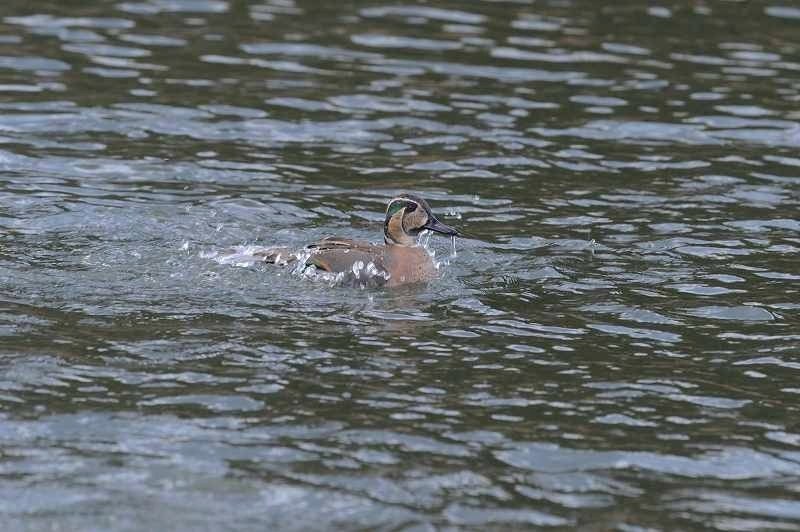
1,0,800,530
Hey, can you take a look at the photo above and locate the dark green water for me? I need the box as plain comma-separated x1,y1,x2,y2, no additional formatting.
1,1,799,530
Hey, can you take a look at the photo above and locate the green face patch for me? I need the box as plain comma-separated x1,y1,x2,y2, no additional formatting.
386,200,408,217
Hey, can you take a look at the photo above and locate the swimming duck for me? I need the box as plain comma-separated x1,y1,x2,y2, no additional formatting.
259,194,459,287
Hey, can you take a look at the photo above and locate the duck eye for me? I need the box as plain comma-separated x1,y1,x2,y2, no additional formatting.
405,202,417,213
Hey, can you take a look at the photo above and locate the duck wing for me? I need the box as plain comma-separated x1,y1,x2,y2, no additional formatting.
307,236,374,251
306,237,386,274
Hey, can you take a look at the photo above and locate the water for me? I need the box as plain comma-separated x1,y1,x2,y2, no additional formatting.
1,1,799,530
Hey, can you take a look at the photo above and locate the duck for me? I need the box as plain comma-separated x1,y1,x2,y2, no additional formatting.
258,193,459,287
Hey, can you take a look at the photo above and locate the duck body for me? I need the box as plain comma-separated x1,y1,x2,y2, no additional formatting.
305,236,438,287
258,194,459,288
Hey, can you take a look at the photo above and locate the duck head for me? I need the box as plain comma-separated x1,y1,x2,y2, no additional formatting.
383,193,459,246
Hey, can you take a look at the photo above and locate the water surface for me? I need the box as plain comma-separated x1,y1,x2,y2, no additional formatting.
1,1,800,530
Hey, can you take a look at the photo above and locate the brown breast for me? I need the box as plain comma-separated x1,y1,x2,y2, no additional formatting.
383,245,438,287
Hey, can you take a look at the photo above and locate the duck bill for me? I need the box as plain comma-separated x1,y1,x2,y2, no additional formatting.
424,217,459,237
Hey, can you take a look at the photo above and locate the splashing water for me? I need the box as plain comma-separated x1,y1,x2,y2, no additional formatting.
208,244,392,288
415,229,460,271
289,248,314,275
202,245,268,267
351,260,365,278
417,230,433,249
416,230,438,269
208,224,455,287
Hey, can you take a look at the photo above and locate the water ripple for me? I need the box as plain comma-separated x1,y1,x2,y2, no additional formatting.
1,0,800,529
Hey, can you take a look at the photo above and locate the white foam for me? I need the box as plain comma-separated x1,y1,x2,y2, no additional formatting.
206,245,269,267
209,243,395,287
